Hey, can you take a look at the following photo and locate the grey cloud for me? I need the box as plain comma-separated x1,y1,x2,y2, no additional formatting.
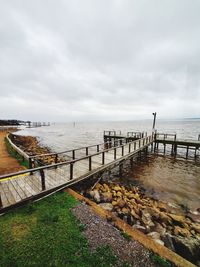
0,0,200,121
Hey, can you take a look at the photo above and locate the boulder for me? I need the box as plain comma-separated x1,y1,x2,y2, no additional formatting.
133,225,147,234
192,224,200,234
168,214,186,227
101,192,112,202
153,223,166,237
113,185,122,191
154,239,164,246
102,183,110,192
174,226,191,238
117,199,126,208
98,203,113,211
93,190,101,203
172,235,200,264
116,191,122,197
159,212,172,225
147,231,161,240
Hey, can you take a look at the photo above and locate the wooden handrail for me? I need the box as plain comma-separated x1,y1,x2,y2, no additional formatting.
0,135,153,181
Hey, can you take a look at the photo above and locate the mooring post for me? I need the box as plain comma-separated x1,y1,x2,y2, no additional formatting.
40,169,46,191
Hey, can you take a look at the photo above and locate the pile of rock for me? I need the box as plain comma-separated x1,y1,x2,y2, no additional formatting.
10,134,63,165
87,182,200,265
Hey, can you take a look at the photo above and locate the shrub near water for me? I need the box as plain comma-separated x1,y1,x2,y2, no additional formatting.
0,192,128,267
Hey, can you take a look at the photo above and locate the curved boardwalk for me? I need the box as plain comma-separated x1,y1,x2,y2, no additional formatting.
0,131,24,175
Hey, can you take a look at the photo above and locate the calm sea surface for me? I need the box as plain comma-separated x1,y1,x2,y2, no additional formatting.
17,119,200,211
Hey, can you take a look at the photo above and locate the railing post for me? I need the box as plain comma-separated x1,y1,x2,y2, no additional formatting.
29,157,33,175
122,146,124,156
40,169,46,191
143,139,145,146
97,145,99,152
72,150,75,160
129,143,131,153
102,152,105,165
55,154,58,169
114,148,117,160
134,142,136,150
89,156,92,171
139,140,141,148
86,147,88,156
70,163,73,180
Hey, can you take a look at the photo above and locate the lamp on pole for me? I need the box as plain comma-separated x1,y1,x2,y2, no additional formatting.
152,112,157,131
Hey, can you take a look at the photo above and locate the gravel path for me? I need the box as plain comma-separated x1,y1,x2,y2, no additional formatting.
72,202,159,267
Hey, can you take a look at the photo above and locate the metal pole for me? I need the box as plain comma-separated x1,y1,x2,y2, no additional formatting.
152,112,157,130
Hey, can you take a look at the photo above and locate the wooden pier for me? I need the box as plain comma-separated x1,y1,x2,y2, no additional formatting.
104,131,200,159
0,134,154,213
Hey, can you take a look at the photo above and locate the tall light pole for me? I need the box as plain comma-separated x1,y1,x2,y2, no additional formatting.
152,112,157,131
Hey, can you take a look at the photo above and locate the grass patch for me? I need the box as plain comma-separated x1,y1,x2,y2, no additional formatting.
5,137,29,168
121,231,131,241
0,192,130,267
151,254,171,267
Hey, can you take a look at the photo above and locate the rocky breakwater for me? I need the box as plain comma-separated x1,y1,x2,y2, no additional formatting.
87,182,200,266
10,134,63,166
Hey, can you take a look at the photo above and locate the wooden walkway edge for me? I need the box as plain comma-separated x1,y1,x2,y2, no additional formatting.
0,135,154,213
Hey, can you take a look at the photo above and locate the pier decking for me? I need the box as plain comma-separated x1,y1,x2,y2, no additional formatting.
0,134,153,213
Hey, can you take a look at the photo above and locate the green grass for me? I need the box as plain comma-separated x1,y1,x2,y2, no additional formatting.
4,137,29,168
151,254,171,267
121,231,131,241
0,192,130,267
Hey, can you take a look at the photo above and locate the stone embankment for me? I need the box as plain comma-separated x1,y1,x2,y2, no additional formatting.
10,134,62,165
87,182,200,266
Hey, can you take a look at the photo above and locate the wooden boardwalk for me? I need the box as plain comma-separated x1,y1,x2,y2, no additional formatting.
0,135,153,213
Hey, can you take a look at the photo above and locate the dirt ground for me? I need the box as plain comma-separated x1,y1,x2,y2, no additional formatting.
0,131,24,175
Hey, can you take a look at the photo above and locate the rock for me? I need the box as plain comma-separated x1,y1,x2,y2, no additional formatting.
113,185,122,191
117,199,126,208
141,210,155,228
147,231,161,240
95,183,102,190
98,203,113,211
116,191,122,197
112,201,118,206
174,226,191,238
168,214,186,227
101,192,112,202
122,207,129,214
146,207,160,220
157,202,169,212
154,239,164,246
131,209,140,220
153,223,166,236
127,193,136,199
133,225,147,234
159,212,172,225
172,235,200,264
191,224,200,234
162,233,175,251
93,190,101,203
102,183,110,192
187,213,200,223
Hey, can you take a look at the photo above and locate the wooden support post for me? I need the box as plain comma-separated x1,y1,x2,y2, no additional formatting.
97,145,99,152
134,142,136,150
122,146,124,156
139,140,141,148
70,163,73,180
89,156,92,171
143,139,145,146
55,154,58,169
186,146,189,159
40,169,46,191
195,148,197,159
102,152,105,165
129,143,131,153
164,143,166,154
86,147,88,156
72,150,75,159
114,148,117,160
119,163,123,176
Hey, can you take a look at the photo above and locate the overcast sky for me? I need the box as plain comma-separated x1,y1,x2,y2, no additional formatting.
0,0,200,122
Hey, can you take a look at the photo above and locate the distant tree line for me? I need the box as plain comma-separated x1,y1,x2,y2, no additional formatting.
0,120,25,126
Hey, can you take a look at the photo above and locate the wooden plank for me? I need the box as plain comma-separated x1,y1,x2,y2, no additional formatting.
2,181,16,205
0,182,10,207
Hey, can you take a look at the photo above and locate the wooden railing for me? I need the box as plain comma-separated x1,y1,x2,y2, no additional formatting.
29,136,130,168
0,135,154,209
127,131,147,138
155,132,177,141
